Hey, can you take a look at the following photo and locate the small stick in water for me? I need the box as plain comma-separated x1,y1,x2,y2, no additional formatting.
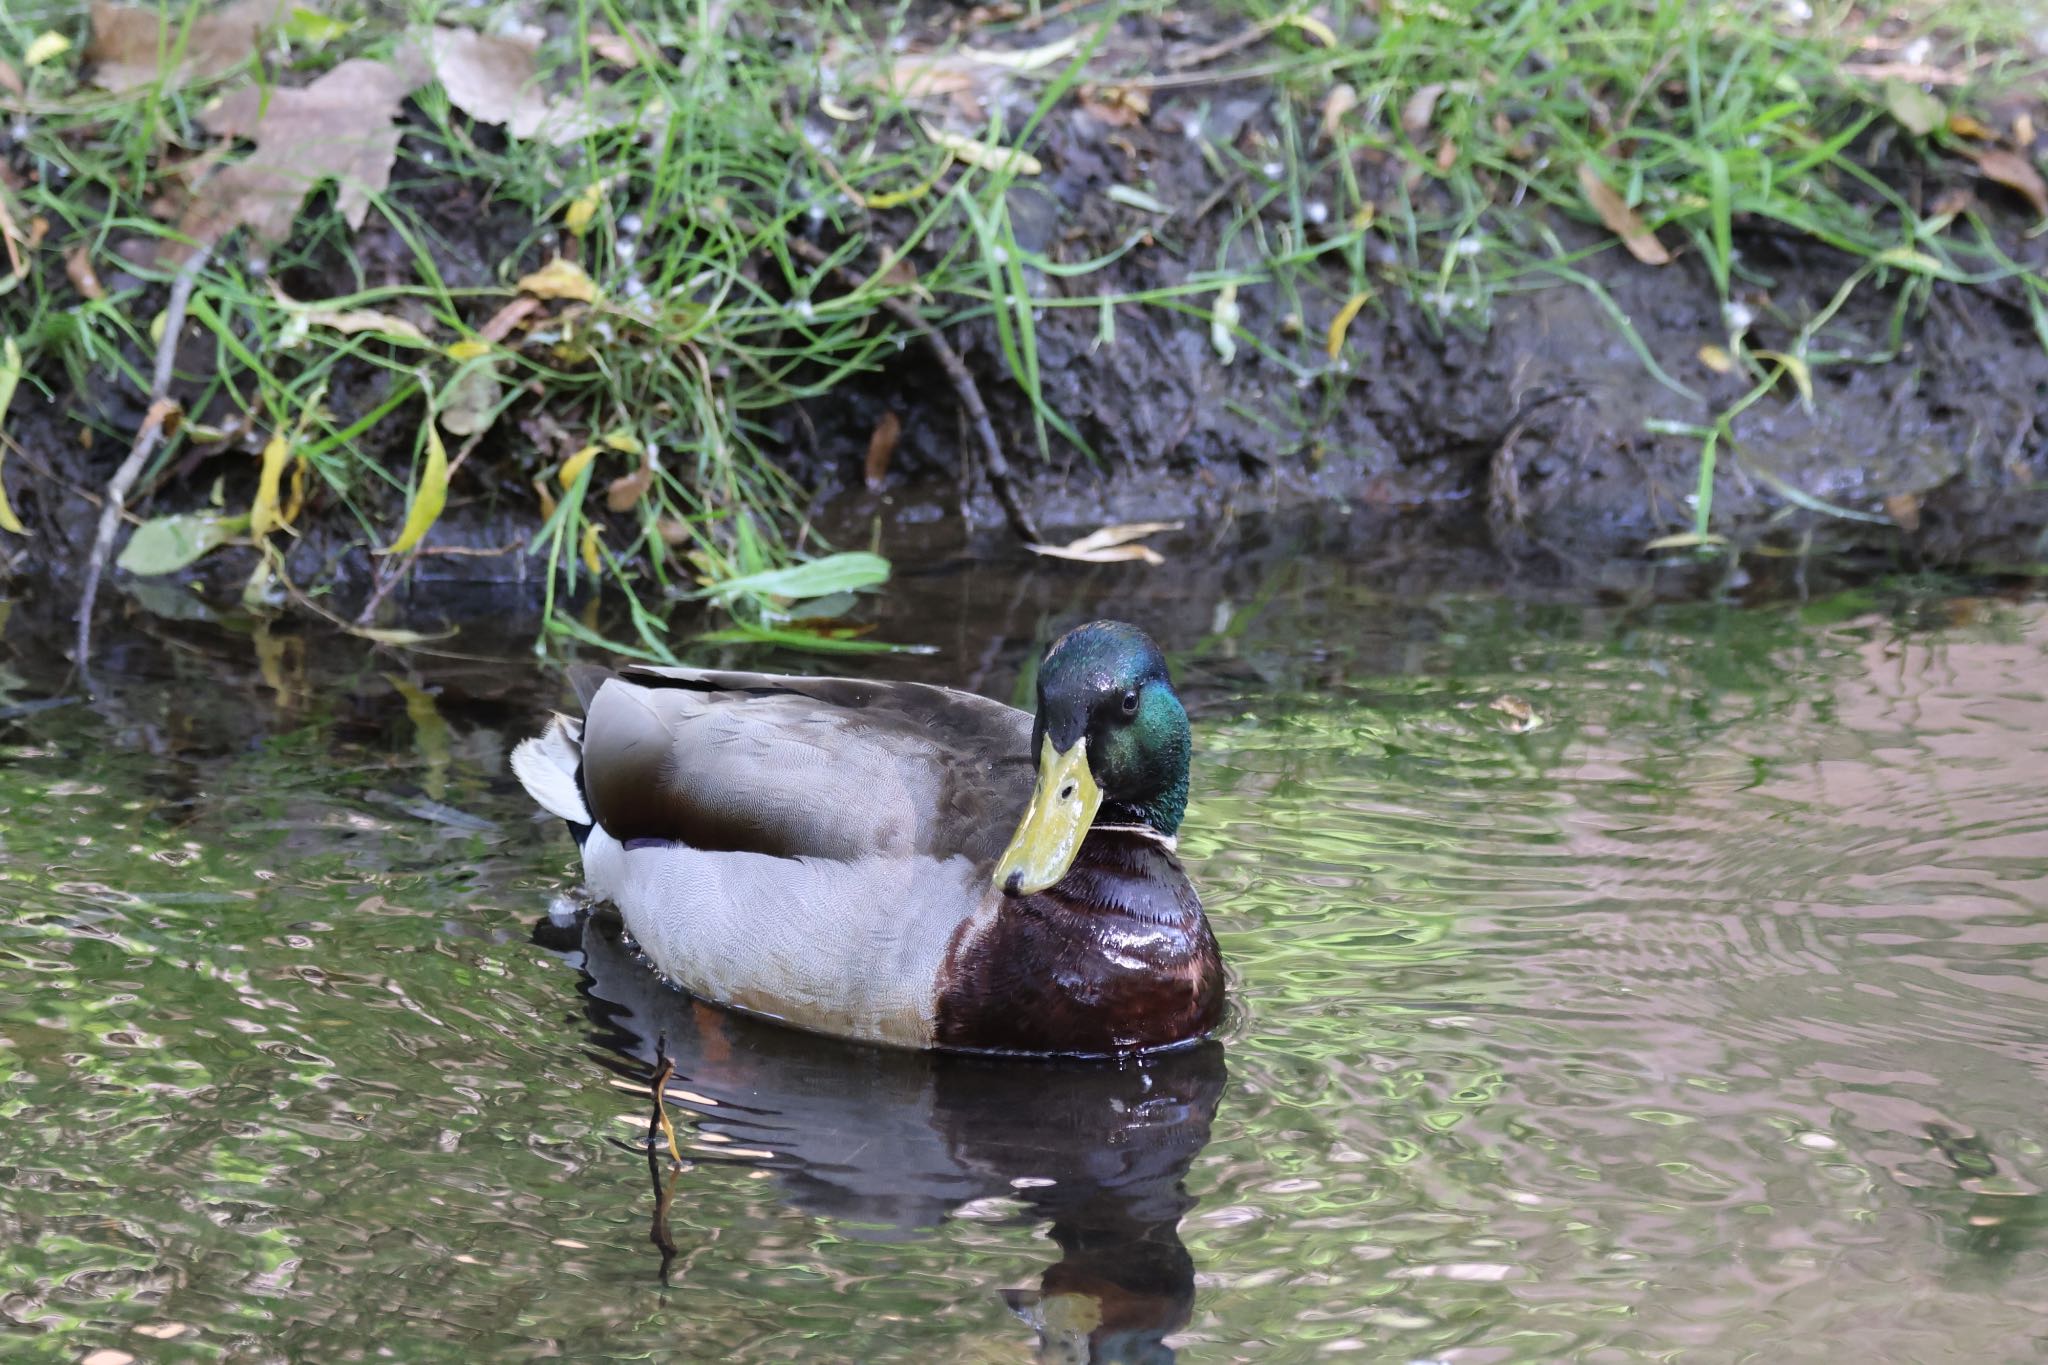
646,1031,681,1165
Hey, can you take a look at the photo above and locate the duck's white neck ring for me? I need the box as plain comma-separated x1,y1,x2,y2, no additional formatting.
1092,822,1177,852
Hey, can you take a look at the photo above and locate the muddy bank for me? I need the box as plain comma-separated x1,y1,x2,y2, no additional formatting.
3,2,2046,626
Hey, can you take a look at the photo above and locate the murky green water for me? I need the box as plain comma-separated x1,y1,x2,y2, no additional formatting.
3,572,2047,1362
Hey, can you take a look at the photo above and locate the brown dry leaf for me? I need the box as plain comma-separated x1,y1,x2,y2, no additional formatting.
864,410,900,490
477,294,541,343
605,457,655,513
1027,520,1183,566
87,0,288,93
588,30,641,68
1884,492,1922,532
1078,84,1149,128
65,246,105,299
2017,113,2037,150
270,282,431,345
428,26,620,145
1401,83,1445,141
1320,83,1357,141
0,58,22,99
0,187,22,279
1434,137,1458,171
180,53,428,252
1928,186,1975,219
1576,162,1671,265
1969,148,2048,219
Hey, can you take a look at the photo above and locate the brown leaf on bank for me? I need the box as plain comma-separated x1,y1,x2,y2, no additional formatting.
178,54,428,253
1884,492,1922,532
1401,82,1445,141
1946,112,1995,140
476,294,541,344
65,245,105,299
1077,83,1150,128
429,26,621,145
1576,161,1671,265
87,0,287,93
1320,83,1358,141
1928,186,1975,219
1968,148,2048,219
605,457,656,512
864,410,900,490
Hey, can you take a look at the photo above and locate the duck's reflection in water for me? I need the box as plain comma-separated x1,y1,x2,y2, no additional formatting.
559,909,1226,1363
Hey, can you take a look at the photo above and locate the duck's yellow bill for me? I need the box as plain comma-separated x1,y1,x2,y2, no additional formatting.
994,736,1101,896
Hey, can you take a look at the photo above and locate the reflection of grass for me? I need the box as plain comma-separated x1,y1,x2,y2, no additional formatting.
2,2,2043,653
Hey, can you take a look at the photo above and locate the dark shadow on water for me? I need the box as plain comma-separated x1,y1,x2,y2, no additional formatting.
542,907,1226,1364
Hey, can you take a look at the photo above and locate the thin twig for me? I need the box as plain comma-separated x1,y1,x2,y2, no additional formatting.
647,1032,682,1165
773,229,1042,543
74,245,212,689
1164,14,1283,72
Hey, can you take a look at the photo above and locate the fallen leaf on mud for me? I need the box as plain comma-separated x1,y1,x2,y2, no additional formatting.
65,246,104,299
1105,184,1170,214
1644,531,1727,551
269,283,431,345
1320,83,1357,141
558,443,601,489
383,420,449,555
1884,492,1922,532
588,30,641,68
1968,148,2048,219
579,522,604,574
1487,694,1545,733
1401,83,1446,140
1028,521,1182,566
1696,343,1733,373
438,359,502,436
818,95,862,121
181,54,427,251
517,257,599,301
1326,289,1370,361
86,0,284,92
476,294,540,343
1078,84,1148,128
1751,348,1815,408
1576,162,1671,265
0,338,25,534
1927,186,1974,219
605,456,655,512
444,338,491,361
532,476,557,520
118,510,249,575
1282,13,1337,48
1434,137,1458,171
1882,79,1943,136
429,26,620,145
249,432,291,537
1945,112,1995,140
1210,283,1239,365
864,410,900,490
920,122,1041,176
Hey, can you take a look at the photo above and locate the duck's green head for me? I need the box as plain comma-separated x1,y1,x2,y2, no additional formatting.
995,621,1190,896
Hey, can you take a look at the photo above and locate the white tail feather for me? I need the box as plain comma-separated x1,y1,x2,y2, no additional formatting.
511,714,591,825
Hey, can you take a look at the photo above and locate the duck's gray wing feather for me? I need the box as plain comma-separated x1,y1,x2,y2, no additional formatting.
579,665,1033,869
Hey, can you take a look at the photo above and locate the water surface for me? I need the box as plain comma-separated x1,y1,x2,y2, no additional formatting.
2,570,2045,1361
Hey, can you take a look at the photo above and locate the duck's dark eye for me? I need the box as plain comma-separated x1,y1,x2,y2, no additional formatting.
1120,689,1140,716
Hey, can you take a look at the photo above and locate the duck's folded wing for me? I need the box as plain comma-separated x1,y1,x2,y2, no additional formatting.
578,665,1033,868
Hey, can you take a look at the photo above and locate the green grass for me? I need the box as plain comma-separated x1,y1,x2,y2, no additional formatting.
0,0,2042,655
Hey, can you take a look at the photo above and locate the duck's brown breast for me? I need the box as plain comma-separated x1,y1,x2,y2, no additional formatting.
931,829,1224,1054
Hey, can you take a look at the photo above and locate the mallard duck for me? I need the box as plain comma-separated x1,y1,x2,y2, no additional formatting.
513,620,1223,1055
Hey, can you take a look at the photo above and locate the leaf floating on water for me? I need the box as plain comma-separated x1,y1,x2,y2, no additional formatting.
383,420,449,555
1210,284,1240,365
117,510,250,575
1882,79,1943,137
0,337,25,535
1969,148,2048,219
1576,162,1671,265
1326,290,1371,362
1028,521,1182,566
1487,694,1545,733
517,257,599,302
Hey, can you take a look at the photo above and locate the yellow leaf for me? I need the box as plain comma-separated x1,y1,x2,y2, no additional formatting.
1210,284,1239,365
383,421,449,555
282,453,309,525
0,337,24,535
579,521,604,573
558,443,601,489
1282,14,1337,47
517,257,599,301
445,338,492,361
1696,343,1733,373
250,433,290,538
1027,520,1181,565
1644,531,1728,551
1326,290,1371,361
532,475,557,521
565,182,604,237
600,428,642,454
23,32,71,67
1751,349,1814,409
919,121,1041,176
818,95,862,122
1946,112,1995,140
